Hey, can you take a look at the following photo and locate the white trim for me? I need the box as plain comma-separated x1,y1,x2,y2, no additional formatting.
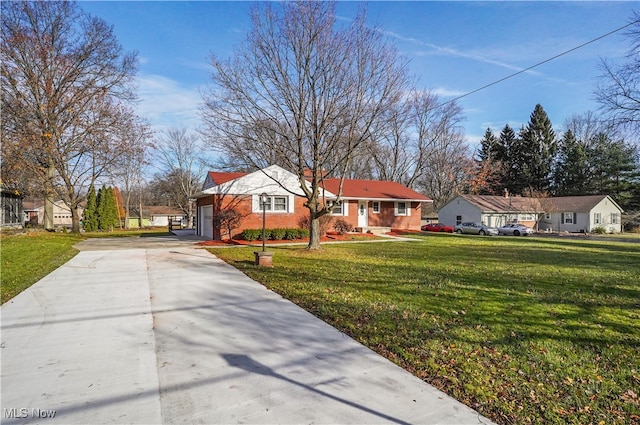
252,195,290,213
395,201,410,216
372,201,380,214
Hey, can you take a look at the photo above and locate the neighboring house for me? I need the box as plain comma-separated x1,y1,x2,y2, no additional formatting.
20,199,83,228
438,195,543,229
539,195,623,233
439,194,623,233
1,187,23,228
128,206,187,228
195,165,431,240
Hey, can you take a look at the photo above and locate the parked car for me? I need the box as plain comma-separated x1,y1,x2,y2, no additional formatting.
497,223,535,236
454,222,499,236
421,223,454,233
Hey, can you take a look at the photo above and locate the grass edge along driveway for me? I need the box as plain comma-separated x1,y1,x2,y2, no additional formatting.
208,234,640,425
0,229,171,304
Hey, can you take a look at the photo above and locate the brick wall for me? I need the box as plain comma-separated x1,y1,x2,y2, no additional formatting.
197,195,423,239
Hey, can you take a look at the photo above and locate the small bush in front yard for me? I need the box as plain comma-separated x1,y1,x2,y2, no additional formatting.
270,228,286,240
333,218,354,234
241,228,261,241
284,228,298,240
591,226,607,234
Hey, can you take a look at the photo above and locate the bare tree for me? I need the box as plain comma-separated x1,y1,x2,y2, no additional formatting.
416,123,470,210
596,11,640,136
110,118,153,229
1,1,138,232
201,2,410,249
154,128,206,229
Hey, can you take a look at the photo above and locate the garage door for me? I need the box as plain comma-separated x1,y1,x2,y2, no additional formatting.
200,205,213,238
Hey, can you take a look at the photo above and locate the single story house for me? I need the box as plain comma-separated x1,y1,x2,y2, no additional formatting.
438,194,543,229
539,195,623,233
21,199,84,228
195,165,431,240
439,194,623,233
128,206,188,228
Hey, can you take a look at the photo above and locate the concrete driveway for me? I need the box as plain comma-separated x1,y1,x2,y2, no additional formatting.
1,234,494,424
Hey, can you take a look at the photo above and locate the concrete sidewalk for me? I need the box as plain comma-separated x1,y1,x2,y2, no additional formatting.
1,242,494,424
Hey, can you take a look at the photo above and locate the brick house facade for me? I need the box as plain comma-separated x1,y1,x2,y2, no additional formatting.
195,165,431,240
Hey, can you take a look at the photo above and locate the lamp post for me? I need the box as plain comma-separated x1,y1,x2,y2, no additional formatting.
259,192,268,252
254,193,273,267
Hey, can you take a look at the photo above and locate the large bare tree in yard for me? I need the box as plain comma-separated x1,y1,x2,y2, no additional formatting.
1,1,139,232
596,12,640,136
154,128,206,229
366,90,466,190
201,2,410,249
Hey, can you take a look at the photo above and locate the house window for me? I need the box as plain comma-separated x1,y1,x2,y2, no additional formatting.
331,201,343,215
611,212,620,224
273,197,287,211
258,196,288,213
395,202,409,216
372,201,380,214
456,215,462,225
563,212,574,224
520,213,534,221
594,212,601,224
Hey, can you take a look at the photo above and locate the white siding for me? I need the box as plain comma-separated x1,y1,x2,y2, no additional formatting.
438,197,482,226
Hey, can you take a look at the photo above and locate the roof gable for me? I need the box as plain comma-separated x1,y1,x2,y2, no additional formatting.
203,171,247,190
199,165,325,197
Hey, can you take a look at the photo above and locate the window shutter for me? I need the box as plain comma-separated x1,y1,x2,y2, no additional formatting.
407,202,411,216
343,200,348,216
573,213,577,224
561,213,565,224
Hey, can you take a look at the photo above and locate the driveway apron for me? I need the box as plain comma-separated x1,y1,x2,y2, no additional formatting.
1,237,494,424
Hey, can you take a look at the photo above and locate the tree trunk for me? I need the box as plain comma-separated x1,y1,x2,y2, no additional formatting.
44,165,55,231
71,206,81,233
307,214,322,250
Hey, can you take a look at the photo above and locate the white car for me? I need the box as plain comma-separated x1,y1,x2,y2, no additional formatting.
497,223,535,236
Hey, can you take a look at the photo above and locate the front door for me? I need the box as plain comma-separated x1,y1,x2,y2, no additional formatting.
357,200,368,228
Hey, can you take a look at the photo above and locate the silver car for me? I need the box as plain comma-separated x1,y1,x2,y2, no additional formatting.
497,223,535,236
454,222,499,236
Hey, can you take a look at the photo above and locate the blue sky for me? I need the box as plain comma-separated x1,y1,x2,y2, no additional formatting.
80,1,637,146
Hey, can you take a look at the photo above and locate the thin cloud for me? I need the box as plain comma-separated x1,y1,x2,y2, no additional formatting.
384,30,543,76
136,74,202,132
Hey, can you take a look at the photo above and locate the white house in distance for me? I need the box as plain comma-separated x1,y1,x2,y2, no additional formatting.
540,195,623,233
438,195,542,229
439,194,623,233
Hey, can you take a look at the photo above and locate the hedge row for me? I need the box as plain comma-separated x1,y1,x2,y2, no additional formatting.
241,228,310,241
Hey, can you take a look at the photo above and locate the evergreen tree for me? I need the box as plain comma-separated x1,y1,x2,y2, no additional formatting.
83,183,98,232
497,124,519,195
474,128,504,194
97,186,119,231
589,133,638,207
520,104,557,193
477,128,498,162
553,130,589,195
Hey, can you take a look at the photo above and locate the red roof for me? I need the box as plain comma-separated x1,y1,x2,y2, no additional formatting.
207,171,247,185
203,170,430,202
321,178,430,201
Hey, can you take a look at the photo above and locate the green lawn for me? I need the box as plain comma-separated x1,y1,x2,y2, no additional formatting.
208,234,640,425
0,228,171,303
